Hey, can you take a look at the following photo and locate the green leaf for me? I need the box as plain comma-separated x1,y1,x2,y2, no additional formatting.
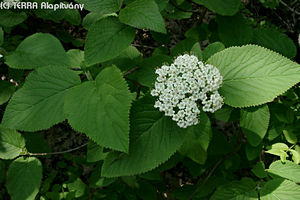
171,38,197,57
5,33,70,69
265,143,289,160
0,10,27,27
1,66,81,131
162,1,193,20
119,0,166,33
252,27,296,59
190,42,203,60
6,157,42,200
84,17,135,66
135,55,172,87
290,149,300,164
240,105,270,146
210,178,258,200
283,127,298,144
193,0,241,16
202,42,225,61
75,0,122,14
101,96,185,177
246,143,263,161
251,161,268,178
64,9,82,26
267,160,300,183
0,127,25,159
67,49,84,69
207,45,300,107
67,178,87,198
87,141,108,162
23,132,50,154
260,178,300,200
179,112,212,164
65,66,134,153
0,80,15,105
217,13,253,47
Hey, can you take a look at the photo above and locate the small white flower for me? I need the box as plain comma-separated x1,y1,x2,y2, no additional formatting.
0,54,3,58
151,54,224,128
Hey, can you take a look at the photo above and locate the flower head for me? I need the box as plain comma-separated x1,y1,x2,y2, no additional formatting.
151,54,224,128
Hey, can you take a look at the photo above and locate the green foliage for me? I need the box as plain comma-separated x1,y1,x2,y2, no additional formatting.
0,81,15,105
6,157,42,200
260,179,300,200
267,160,300,183
202,42,225,61
0,11,27,27
179,112,211,164
0,1,299,199
84,17,136,66
101,96,185,177
240,105,270,146
0,127,25,159
217,13,253,47
252,27,297,59
207,45,300,107
5,33,70,69
193,0,241,16
119,0,166,33
65,66,134,152
210,178,257,200
2,66,81,131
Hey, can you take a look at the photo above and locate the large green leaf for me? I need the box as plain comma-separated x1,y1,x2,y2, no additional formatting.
0,127,25,159
75,0,122,14
119,0,166,33
260,178,300,200
267,160,300,183
1,66,81,131
193,0,240,16
84,17,135,66
179,112,212,164
5,33,70,69
6,157,42,200
207,45,300,107
210,178,258,200
252,27,297,59
217,13,253,47
101,96,185,177
0,10,27,27
64,66,134,153
240,105,270,146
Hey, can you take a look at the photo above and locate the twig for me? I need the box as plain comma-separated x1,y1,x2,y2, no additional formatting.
132,44,156,49
279,0,300,15
123,66,139,77
24,142,88,156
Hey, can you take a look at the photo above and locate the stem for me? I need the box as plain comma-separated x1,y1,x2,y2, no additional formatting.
24,142,88,156
123,66,139,77
85,71,94,81
279,0,300,15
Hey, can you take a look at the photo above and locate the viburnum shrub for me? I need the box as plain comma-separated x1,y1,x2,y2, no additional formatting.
0,0,300,199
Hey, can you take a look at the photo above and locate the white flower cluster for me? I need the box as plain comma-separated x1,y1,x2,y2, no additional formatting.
151,54,224,128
